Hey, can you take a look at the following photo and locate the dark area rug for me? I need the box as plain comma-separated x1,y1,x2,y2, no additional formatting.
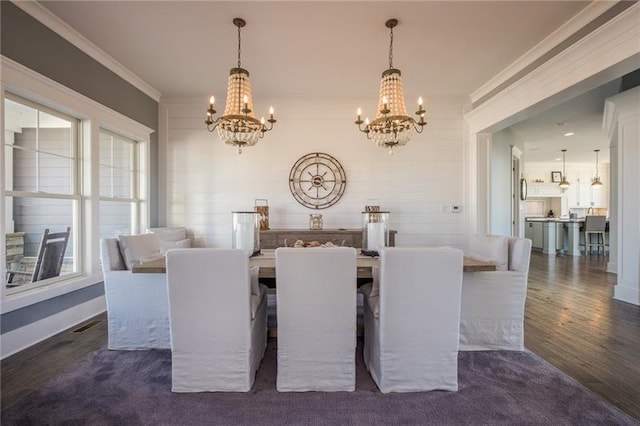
2,339,637,426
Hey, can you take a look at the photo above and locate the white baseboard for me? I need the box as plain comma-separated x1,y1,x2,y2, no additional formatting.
1,296,106,359
614,282,640,306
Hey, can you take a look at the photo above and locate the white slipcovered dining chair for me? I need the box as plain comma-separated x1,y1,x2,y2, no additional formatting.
360,247,464,393
100,237,170,350
166,248,268,392
275,247,357,392
460,235,532,351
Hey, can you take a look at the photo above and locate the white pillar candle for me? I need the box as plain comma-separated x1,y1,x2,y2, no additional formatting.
367,222,386,252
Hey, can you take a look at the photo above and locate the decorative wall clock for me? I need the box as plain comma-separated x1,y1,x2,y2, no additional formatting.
289,153,347,209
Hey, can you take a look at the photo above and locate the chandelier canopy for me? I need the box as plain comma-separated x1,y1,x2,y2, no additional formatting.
591,149,603,187
559,149,570,189
355,19,426,155
205,18,276,154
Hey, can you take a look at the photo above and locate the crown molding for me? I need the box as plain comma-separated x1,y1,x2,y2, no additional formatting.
465,3,640,135
470,0,618,105
2,55,155,138
12,1,161,102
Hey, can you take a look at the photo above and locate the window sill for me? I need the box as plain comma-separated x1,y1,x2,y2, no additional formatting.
1,273,103,314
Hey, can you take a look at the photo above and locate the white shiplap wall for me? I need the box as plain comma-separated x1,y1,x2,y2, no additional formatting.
162,97,466,249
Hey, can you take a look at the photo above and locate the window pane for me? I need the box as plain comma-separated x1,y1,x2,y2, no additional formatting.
99,200,133,239
4,98,75,195
99,131,134,199
113,167,132,198
99,133,112,168
99,165,113,197
5,99,38,151
112,138,132,170
38,152,73,194
37,110,73,157
6,196,77,289
10,146,36,192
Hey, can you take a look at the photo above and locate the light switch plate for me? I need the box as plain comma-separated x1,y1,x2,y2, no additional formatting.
450,205,461,213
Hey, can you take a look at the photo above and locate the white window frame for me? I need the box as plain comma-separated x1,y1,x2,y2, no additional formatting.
99,129,142,237
4,94,83,294
1,56,154,312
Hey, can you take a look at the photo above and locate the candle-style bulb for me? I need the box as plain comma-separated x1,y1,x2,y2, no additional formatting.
260,117,265,125
269,106,274,115
357,107,362,116
418,96,423,106
243,95,248,104
209,95,215,105
365,118,370,125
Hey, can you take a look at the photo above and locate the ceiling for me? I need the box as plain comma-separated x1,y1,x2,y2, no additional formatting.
39,1,590,100
508,79,621,164
38,1,610,164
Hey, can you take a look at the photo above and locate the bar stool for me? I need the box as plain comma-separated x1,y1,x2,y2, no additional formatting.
584,215,606,255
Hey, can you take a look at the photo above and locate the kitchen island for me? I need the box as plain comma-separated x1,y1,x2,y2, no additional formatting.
525,217,607,256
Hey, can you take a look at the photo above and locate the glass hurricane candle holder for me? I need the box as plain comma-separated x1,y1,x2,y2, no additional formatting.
232,211,260,257
362,211,390,256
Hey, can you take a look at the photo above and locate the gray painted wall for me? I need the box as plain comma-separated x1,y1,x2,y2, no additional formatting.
1,2,159,338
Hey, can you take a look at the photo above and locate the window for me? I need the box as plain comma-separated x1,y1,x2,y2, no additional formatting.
99,130,140,239
4,96,80,292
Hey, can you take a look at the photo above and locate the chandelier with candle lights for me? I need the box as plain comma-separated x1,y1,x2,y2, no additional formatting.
355,19,426,155
205,18,276,154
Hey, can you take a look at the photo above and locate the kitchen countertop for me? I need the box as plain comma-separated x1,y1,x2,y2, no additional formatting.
526,217,585,223
525,217,609,223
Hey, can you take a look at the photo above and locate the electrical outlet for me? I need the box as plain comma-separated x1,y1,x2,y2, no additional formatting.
450,205,461,213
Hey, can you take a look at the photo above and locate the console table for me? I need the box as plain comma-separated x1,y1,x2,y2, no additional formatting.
259,228,397,249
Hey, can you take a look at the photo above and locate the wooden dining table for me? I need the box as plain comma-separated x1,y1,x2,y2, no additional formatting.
131,249,496,278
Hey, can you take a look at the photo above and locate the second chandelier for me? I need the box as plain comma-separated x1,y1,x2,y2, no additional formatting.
355,19,426,155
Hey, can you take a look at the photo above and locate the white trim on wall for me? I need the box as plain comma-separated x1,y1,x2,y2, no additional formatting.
471,1,619,104
604,87,640,306
11,1,161,102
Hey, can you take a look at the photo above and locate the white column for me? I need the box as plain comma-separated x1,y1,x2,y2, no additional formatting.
607,140,618,272
542,221,556,255
566,222,582,256
604,87,640,306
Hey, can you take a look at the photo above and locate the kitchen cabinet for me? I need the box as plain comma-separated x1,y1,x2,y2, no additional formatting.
529,183,563,197
525,221,544,250
556,222,565,252
525,221,534,241
590,185,608,208
567,178,591,208
567,174,608,208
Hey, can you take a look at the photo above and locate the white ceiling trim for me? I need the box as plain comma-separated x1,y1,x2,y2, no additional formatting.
470,0,617,105
465,2,640,135
14,0,162,102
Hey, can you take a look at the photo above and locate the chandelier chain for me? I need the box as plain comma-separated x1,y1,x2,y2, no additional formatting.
388,25,394,69
237,24,242,68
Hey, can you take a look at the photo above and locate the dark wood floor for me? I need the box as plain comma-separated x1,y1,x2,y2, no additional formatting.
2,251,639,419
524,251,639,420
